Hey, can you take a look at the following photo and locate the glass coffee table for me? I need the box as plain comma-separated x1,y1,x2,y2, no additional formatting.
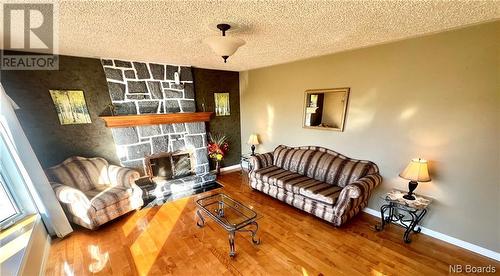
195,193,261,257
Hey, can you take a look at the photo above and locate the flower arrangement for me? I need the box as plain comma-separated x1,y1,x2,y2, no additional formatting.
207,133,229,173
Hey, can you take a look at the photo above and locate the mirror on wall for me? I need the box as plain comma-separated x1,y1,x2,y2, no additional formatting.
303,88,349,131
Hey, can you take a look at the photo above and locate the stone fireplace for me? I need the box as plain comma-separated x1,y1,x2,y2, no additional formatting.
101,58,216,194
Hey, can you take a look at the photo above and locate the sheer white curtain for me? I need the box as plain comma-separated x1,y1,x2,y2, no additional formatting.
0,83,72,237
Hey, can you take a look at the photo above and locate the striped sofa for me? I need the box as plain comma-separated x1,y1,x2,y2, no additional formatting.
249,145,382,226
46,156,143,230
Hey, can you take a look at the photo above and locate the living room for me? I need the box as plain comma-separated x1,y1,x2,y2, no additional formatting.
0,1,498,275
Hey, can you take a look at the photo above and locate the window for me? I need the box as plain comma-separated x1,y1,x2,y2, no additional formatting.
0,122,35,230
0,172,22,230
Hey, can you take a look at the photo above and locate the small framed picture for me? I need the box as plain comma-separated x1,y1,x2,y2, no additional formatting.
214,92,230,116
49,89,92,125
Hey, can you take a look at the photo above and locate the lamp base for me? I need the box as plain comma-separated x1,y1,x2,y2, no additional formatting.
403,194,416,200
250,145,256,156
403,181,419,201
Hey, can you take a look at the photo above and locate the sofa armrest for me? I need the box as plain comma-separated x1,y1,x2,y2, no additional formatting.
108,165,140,188
249,152,274,173
51,182,92,213
334,173,382,219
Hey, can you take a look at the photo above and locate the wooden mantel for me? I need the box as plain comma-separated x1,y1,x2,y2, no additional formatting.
99,112,213,128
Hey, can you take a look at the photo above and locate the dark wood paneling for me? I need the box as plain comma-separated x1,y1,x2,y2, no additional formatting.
193,68,241,168
1,54,119,168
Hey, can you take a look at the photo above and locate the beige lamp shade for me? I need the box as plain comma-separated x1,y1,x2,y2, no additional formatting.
399,158,431,182
247,134,260,145
203,36,245,57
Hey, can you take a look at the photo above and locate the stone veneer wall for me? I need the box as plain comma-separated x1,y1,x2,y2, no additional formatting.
101,59,209,177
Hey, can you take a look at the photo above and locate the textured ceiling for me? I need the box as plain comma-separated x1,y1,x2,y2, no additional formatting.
5,1,500,71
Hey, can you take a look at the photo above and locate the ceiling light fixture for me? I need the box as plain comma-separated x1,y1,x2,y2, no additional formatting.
203,23,245,63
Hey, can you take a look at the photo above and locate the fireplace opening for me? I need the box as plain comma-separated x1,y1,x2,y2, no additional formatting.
145,151,193,180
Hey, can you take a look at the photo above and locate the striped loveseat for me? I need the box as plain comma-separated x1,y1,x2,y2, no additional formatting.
46,156,143,230
249,145,382,226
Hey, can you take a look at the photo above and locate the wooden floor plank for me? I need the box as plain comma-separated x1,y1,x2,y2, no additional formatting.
44,171,499,275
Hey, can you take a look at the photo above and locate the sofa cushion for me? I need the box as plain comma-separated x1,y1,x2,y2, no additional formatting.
273,145,378,187
86,186,132,210
253,166,295,186
299,183,343,205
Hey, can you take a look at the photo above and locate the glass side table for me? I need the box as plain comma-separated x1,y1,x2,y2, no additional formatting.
375,190,432,243
241,153,256,173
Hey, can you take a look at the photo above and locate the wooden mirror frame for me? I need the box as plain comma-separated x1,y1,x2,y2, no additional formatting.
302,87,350,132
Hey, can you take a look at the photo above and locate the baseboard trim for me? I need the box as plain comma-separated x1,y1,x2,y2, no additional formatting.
220,164,241,172
363,207,500,261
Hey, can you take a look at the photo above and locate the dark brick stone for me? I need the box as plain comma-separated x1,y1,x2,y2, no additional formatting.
194,148,209,164
111,127,139,145
162,82,169,88
180,66,193,81
165,65,178,80
186,122,205,134
101,59,113,66
203,172,217,182
161,124,174,133
165,100,180,113
124,70,136,79
165,89,182,98
152,136,169,153
147,81,163,99
108,82,125,101
127,81,147,93
194,165,206,175
138,125,161,137
127,143,151,160
173,123,186,133
169,134,182,140
171,139,186,152
170,83,184,90
114,102,137,115
180,100,196,112
126,94,149,100
138,101,159,114
121,160,144,175
185,135,204,148
104,67,123,81
183,83,194,99
133,62,150,79
114,60,132,68
150,63,165,80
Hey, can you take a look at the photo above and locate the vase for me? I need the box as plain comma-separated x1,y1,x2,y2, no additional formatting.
215,160,221,175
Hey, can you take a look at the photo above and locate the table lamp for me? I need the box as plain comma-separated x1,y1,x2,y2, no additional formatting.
247,134,260,156
399,158,431,200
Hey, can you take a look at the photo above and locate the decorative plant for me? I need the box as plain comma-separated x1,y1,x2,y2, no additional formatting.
207,133,229,173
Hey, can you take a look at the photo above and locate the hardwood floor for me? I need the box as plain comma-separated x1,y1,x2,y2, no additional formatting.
45,171,498,276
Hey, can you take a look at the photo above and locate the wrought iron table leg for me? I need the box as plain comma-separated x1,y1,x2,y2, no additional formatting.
196,209,205,227
412,208,426,233
248,221,260,244
228,231,236,257
403,211,419,243
375,204,389,231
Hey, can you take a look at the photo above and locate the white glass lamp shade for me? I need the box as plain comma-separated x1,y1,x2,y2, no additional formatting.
247,134,260,145
203,36,245,57
399,158,431,182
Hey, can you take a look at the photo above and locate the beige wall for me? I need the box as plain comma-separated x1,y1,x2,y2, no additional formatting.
240,22,499,252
